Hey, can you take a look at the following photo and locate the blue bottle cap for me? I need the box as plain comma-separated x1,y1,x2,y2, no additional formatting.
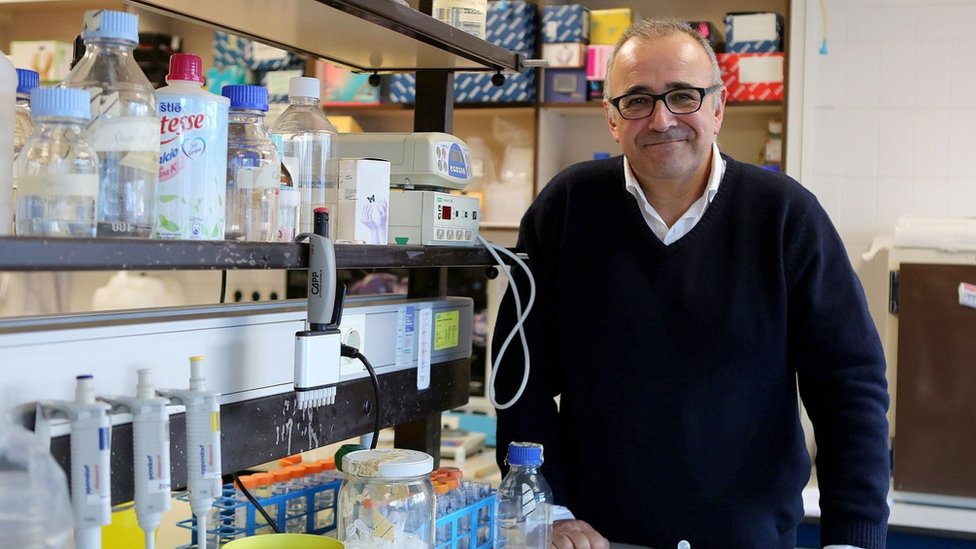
16,69,39,94
507,441,544,466
222,84,269,112
593,152,612,160
82,10,139,43
30,87,92,121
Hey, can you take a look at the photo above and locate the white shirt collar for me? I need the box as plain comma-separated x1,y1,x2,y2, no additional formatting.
623,142,726,245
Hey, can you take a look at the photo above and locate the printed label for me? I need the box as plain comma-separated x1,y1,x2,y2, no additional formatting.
417,307,432,390
90,117,159,152
396,305,416,371
155,94,228,239
434,310,460,350
17,173,98,198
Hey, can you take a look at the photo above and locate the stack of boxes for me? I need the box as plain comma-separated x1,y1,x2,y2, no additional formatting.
717,12,785,102
388,1,538,104
541,5,589,103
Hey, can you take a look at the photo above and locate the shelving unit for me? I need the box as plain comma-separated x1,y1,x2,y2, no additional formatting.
0,0,522,504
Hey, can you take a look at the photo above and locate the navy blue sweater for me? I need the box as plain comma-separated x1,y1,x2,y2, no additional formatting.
493,155,890,549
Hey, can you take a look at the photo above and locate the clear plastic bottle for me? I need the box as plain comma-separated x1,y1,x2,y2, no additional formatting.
222,84,279,241
63,9,159,238
0,389,74,548
14,68,39,159
495,442,553,549
268,76,338,237
15,87,98,237
154,52,229,240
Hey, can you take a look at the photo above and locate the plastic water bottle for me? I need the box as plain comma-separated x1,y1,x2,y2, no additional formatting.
0,389,74,548
15,87,98,237
0,49,15,235
222,84,279,241
155,53,229,240
64,10,160,238
14,68,39,159
268,76,337,237
495,442,553,549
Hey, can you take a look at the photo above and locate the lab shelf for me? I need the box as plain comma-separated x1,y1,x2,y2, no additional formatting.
121,0,522,73
0,237,508,271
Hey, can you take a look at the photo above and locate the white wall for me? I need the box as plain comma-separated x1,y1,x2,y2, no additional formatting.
801,0,976,273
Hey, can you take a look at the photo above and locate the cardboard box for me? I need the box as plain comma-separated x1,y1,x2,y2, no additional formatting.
337,158,391,245
717,52,784,101
213,31,250,68
543,42,586,68
543,4,589,43
388,68,537,104
486,0,537,56
248,42,304,71
688,21,725,52
586,44,613,81
9,41,72,83
725,12,784,53
543,68,588,103
590,8,633,45
315,60,380,106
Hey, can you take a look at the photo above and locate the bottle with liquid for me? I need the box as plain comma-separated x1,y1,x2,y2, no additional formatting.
15,87,98,237
0,49,15,235
495,442,553,549
63,9,160,238
268,76,337,237
14,68,39,159
222,84,279,241
154,52,229,240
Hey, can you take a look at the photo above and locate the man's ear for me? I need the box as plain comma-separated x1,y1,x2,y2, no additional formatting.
605,100,621,144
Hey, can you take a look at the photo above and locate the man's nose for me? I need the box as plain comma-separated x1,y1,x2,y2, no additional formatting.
645,98,677,131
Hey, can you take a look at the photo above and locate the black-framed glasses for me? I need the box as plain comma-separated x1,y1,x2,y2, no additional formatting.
609,84,722,120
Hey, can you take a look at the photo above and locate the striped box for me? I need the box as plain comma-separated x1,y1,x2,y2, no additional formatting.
387,69,537,104
486,0,537,56
542,4,589,44
717,52,784,102
724,12,784,53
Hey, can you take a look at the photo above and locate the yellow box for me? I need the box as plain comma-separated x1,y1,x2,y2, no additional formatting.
590,8,634,45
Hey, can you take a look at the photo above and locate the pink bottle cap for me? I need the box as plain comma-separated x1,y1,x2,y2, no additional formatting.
167,53,203,83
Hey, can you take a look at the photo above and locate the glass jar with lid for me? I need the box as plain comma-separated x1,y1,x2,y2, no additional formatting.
338,449,435,549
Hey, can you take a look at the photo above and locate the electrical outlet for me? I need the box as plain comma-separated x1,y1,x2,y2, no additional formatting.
339,313,368,377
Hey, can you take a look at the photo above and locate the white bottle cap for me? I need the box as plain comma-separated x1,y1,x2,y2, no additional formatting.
136,368,155,399
288,76,321,101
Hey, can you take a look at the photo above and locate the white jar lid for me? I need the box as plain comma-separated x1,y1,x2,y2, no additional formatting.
342,449,434,478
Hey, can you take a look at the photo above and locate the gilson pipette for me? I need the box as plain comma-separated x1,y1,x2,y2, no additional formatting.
101,369,172,549
35,375,112,549
159,356,222,549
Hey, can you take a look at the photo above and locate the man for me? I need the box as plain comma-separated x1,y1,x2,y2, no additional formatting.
492,19,890,549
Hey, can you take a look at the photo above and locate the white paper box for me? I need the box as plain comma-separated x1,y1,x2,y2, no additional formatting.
337,158,391,244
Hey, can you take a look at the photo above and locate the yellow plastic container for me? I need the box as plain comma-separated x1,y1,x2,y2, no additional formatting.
223,534,344,549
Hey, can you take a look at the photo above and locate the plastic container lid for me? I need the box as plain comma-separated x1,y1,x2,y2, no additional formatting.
270,469,292,482
316,457,337,471
167,53,204,83
236,475,260,490
288,76,321,101
82,10,139,43
222,85,269,112
285,464,308,478
30,87,91,120
433,482,449,495
16,68,38,95
252,472,275,486
506,441,544,466
342,449,434,479
305,462,325,475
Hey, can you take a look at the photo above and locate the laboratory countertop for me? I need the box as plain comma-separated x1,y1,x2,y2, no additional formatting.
803,487,976,537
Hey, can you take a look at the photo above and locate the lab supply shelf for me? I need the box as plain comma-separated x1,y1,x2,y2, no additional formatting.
0,237,509,271
121,0,522,73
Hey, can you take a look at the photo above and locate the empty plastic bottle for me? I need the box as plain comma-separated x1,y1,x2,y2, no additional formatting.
494,442,553,549
13,68,38,159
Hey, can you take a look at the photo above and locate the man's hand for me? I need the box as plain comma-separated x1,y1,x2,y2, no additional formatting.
551,519,610,549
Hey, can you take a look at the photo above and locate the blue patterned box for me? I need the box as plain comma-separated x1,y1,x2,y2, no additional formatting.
486,1,537,56
247,42,305,71
543,68,587,103
387,69,537,104
724,12,784,53
542,5,589,44
212,31,251,68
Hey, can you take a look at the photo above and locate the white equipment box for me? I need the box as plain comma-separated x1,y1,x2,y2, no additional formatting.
337,132,473,190
389,190,480,246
